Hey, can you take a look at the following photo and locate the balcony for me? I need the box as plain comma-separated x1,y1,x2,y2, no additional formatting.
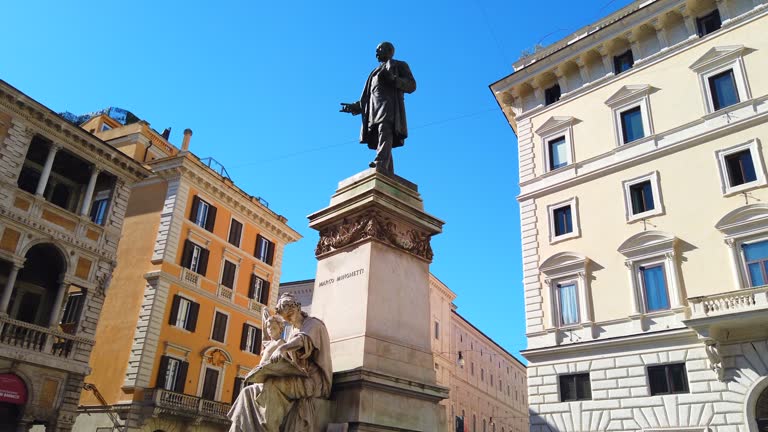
0,314,94,373
684,286,768,340
145,388,231,424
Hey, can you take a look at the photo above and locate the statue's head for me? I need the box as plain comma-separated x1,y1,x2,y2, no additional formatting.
376,42,395,62
276,293,302,319
264,314,286,339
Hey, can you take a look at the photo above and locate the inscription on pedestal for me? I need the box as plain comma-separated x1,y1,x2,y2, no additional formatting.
317,268,365,287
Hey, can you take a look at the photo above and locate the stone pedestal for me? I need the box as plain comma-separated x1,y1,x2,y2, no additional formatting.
308,168,448,432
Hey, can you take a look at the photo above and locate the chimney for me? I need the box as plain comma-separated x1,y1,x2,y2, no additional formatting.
181,128,193,151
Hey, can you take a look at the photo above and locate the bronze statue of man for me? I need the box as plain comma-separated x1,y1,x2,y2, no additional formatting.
340,42,416,174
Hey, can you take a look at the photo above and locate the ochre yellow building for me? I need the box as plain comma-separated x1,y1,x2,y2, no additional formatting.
72,111,300,431
491,0,768,431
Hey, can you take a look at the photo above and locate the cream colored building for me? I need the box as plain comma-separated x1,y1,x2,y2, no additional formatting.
491,0,768,431
279,275,528,432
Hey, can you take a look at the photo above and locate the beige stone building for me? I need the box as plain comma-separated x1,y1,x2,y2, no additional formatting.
0,81,149,430
490,0,768,431
279,275,528,432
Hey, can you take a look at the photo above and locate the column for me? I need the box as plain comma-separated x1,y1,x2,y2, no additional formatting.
544,279,556,328
665,252,684,308
625,31,642,61
725,239,744,289
625,260,641,314
715,0,732,24
80,166,100,216
35,145,60,196
678,5,698,39
0,263,22,314
530,80,544,108
574,56,591,85
651,18,669,51
48,279,69,327
597,45,614,77
553,66,568,95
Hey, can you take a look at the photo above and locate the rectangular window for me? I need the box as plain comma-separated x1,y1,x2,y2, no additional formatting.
60,292,85,326
697,9,722,37
557,282,579,326
228,219,243,247
168,294,199,332
629,180,654,215
553,205,573,237
640,265,670,312
157,355,188,393
181,240,209,276
89,198,110,225
434,320,440,339
189,196,217,232
548,136,568,170
743,241,768,287
255,235,275,265
559,373,591,401
221,260,237,289
648,363,689,395
725,149,757,187
201,367,219,400
620,106,645,143
211,311,228,343
248,275,270,304
241,323,262,355
545,84,561,105
613,50,634,74
709,69,740,111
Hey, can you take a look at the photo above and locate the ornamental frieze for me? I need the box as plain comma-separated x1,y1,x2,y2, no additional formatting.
315,209,433,261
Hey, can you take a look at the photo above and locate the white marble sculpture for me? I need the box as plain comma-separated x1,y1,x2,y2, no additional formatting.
228,293,332,432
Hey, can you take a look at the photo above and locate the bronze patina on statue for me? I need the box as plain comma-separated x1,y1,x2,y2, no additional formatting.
340,41,416,175
228,293,332,432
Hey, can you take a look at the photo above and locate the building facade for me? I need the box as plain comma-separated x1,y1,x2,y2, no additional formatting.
490,0,768,431
279,275,528,432
71,111,301,431
0,81,149,431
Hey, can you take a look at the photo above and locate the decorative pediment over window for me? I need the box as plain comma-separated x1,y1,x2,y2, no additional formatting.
689,45,750,72
540,251,589,277
618,230,677,259
604,84,657,108
535,116,578,136
202,346,233,366
715,204,768,238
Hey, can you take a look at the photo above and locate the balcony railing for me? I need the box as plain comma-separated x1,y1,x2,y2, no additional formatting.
0,314,93,360
180,268,201,288
688,286,768,319
147,388,231,422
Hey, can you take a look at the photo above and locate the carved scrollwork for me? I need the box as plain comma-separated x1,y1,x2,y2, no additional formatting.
705,339,725,382
316,210,434,261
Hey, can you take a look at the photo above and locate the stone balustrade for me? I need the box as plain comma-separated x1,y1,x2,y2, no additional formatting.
147,388,231,422
0,314,94,360
688,286,768,318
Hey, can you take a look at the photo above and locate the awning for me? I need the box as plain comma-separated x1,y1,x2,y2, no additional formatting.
0,374,27,405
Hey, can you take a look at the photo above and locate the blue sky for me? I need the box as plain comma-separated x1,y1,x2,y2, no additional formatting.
2,0,634,360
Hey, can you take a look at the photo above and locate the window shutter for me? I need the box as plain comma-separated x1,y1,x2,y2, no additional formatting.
168,295,181,326
260,281,270,305
232,376,244,404
157,355,170,389
197,248,210,277
175,361,189,393
240,323,249,351
181,240,193,268
248,274,256,299
255,235,264,257
254,327,262,355
205,205,217,232
186,301,200,332
189,196,201,222
266,240,275,266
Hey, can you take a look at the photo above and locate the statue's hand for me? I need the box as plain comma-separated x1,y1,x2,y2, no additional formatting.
378,68,394,83
269,346,285,364
340,102,362,115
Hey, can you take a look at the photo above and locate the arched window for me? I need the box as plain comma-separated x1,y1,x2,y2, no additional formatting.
473,414,477,431
483,419,487,432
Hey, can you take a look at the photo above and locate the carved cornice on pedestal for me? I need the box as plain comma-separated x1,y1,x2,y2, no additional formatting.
315,209,434,262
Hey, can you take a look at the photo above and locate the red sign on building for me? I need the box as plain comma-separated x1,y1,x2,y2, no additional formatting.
0,374,27,405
